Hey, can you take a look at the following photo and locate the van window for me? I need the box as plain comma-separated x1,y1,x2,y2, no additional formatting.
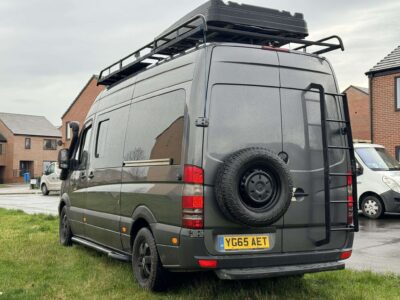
356,147,400,171
77,125,92,169
124,90,185,165
92,105,130,168
95,119,110,158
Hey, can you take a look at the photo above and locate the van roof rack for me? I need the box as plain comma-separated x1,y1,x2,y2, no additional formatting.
98,0,344,86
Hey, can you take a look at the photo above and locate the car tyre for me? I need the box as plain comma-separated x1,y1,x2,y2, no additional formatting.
132,227,169,292
59,206,73,246
41,184,49,196
361,196,384,219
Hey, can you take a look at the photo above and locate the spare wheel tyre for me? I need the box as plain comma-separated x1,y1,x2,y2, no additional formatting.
215,147,293,227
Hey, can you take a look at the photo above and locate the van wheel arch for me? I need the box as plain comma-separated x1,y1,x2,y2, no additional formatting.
130,206,157,250
59,201,67,216
359,192,385,211
130,218,152,250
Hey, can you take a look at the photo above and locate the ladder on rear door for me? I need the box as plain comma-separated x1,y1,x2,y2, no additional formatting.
308,83,359,247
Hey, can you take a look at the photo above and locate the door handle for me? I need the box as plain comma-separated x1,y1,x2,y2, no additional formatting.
293,188,309,198
88,171,94,179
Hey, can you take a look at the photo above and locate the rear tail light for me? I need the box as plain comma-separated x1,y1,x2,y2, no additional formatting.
182,165,204,229
340,250,352,260
198,259,218,269
347,174,354,225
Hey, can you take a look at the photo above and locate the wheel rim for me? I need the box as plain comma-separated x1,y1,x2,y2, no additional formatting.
239,166,279,210
364,199,379,216
42,185,46,193
137,241,152,279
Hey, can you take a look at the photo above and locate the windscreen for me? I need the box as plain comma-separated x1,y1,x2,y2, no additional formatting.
356,147,400,171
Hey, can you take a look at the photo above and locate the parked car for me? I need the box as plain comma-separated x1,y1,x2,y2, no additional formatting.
40,162,61,195
354,143,400,219
57,0,357,292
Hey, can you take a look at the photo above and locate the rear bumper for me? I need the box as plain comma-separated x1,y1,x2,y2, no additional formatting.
215,261,345,280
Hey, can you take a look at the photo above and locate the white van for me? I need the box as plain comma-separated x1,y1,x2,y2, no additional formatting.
354,143,400,218
40,162,61,195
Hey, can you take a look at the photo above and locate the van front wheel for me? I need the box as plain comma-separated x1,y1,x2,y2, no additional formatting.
132,228,169,292
361,196,384,219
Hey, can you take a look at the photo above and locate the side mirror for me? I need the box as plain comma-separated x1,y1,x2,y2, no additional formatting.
356,162,363,176
58,149,70,170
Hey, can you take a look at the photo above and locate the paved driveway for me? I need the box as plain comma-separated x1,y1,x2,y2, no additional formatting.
0,194,398,274
346,214,400,274
0,194,59,215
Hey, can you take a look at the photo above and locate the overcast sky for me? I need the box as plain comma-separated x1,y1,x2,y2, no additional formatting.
0,0,399,125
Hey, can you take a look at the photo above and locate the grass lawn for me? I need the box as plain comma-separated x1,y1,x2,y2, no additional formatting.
0,209,399,300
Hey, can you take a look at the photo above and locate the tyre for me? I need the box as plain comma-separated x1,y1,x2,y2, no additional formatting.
41,184,49,196
59,206,73,246
132,228,169,292
361,196,384,219
215,147,293,227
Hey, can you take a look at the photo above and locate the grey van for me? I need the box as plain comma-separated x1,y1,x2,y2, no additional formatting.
58,0,358,291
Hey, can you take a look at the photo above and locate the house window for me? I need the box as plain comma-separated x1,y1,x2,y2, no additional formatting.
43,139,57,150
396,146,400,161
66,121,71,140
396,77,400,110
25,138,31,149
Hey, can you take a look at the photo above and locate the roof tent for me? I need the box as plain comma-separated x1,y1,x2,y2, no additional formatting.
98,0,344,86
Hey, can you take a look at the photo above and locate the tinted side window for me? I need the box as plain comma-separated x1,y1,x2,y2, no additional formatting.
124,90,185,165
77,125,92,169
95,119,110,158
92,105,130,168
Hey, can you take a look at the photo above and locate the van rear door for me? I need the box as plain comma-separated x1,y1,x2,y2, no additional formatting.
203,46,283,254
278,52,351,251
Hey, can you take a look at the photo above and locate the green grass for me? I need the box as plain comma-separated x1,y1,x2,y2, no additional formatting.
0,208,399,300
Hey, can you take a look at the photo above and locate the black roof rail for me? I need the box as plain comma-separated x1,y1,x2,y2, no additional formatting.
98,2,345,86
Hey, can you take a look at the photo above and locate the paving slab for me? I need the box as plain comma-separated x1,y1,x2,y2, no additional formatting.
0,194,59,215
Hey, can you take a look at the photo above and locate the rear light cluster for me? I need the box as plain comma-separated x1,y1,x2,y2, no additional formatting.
182,165,204,229
340,250,352,260
347,174,354,225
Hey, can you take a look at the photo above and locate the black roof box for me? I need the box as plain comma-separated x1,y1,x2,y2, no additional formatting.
158,0,308,40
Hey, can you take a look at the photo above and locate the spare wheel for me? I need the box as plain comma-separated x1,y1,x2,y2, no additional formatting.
215,147,293,227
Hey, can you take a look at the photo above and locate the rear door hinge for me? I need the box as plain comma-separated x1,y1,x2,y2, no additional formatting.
195,117,209,127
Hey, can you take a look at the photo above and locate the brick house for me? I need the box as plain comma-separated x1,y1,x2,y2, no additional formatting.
366,45,400,159
60,75,104,148
0,113,61,183
343,85,371,142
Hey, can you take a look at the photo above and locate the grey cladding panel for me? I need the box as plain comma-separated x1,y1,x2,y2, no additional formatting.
133,52,197,99
98,86,135,112
210,46,280,87
278,52,337,93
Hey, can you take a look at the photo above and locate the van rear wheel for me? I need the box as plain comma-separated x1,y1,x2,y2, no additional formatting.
215,147,293,227
361,196,383,219
132,228,169,292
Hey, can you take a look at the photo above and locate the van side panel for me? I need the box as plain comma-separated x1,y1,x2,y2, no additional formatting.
120,87,189,253
85,100,131,250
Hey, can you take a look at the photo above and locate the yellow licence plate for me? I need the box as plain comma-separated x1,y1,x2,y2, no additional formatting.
221,235,270,251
